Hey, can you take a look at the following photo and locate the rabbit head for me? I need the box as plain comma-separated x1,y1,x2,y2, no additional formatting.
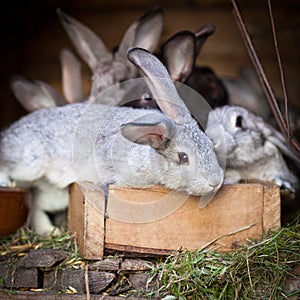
123,48,224,197
57,8,163,104
205,105,299,192
223,67,300,140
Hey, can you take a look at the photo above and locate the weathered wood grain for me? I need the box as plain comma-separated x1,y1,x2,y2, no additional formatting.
18,249,68,269
69,183,281,259
69,183,105,260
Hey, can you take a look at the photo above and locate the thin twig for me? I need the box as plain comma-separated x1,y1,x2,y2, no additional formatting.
199,223,257,251
85,264,90,300
230,0,285,132
246,249,253,290
267,0,290,138
230,0,300,154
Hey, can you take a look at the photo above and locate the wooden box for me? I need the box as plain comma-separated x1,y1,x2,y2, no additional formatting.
69,182,281,260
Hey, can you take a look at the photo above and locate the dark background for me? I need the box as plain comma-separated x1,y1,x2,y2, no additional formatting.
1,0,299,129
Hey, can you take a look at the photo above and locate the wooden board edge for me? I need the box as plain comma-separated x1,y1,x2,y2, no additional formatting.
105,242,173,256
69,183,106,260
84,187,106,260
68,183,85,257
262,184,281,233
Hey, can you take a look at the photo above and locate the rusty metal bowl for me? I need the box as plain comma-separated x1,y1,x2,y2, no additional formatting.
0,187,30,236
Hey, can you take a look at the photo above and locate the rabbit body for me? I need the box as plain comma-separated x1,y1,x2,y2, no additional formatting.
0,103,222,193
1,47,224,235
58,8,163,104
0,102,223,234
206,105,299,192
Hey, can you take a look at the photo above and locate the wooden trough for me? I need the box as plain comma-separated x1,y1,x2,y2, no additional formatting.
0,187,29,236
68,182,281,260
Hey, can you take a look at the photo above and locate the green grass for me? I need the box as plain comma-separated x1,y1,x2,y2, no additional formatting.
147,218,300,299
0,228,83,269
0,219,299,299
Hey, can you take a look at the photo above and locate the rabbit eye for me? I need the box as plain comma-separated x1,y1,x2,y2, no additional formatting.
142,92,153,101
235,115,243,128
178,152,189,165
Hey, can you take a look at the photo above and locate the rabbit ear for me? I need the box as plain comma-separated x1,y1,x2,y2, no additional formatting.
121,115,176,150
161,30,196,82
60,48,83,103
128,48,191,123
116,7,163,66
10,75,65,112
57,9,111,71
257,119,300,165
194,23,215,56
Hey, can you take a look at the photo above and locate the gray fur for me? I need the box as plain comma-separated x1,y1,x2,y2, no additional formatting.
206,105,298,192
0,48,224,235
58,8,163,104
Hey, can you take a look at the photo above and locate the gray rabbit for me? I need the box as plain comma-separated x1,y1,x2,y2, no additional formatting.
11,8,164,114
0,48,224,235
205,105,299,193
223,66,300,140
163,23,228,108
123,23,228,109
58,8,163,105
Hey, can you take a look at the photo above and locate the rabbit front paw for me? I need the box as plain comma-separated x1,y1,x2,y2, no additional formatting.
34,222,62,237
29,209,62,236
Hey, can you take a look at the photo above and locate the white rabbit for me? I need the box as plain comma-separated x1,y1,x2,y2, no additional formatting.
57,8,163,104
0,48,224,235
205,105,299,193
10,48,83,112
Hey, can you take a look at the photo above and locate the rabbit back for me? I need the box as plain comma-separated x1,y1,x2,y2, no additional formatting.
0,98,223,196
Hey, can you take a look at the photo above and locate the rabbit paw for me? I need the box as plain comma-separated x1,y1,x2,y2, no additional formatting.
29,208,62,236
35,225,62,237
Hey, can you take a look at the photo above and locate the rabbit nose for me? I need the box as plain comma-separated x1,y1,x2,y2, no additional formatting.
208,172,224,188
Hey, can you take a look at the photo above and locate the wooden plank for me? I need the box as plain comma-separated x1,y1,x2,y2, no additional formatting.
69,183,281,258
105,184,269,253
68,184,85,256
68,183,105,260
0,290,153,299
263,183,281,233
104,243,172,256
